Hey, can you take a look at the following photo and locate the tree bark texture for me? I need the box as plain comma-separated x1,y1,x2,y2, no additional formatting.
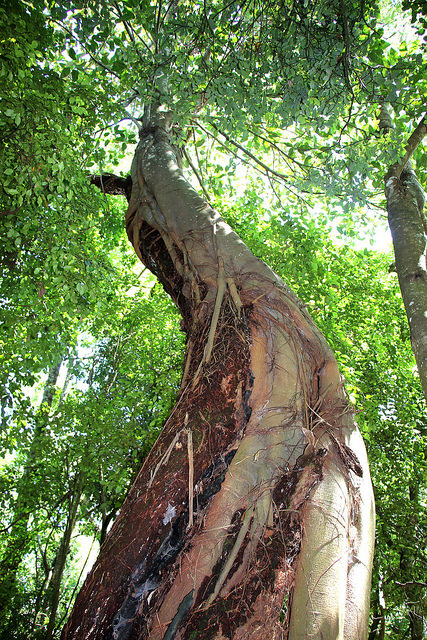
385,166,427,404
63,116,375,640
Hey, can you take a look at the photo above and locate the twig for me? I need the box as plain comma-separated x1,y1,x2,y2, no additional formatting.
206,120,291,183
182,148,211,202
247,126,313,172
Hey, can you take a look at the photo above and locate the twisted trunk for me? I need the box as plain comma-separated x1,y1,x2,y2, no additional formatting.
63,116,374,640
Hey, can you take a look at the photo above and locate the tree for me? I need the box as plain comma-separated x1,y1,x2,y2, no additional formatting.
63,110,375,640
384,116,427,402
2,0,426,638
57,1,379,637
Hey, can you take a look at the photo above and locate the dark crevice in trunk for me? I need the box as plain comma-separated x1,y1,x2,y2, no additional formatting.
90,174,132,200
181,450,325,640
127,218,193,328
78,307,254,639
107,448,240,640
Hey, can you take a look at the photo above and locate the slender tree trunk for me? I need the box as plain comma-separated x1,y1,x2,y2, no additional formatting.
63,115,374,639
398,484,425,640
0,360,62,614
384,115,427,404
42,361,62,406
45,474,83,640
385,164,427,403
368,583,386,640
99,467,117,547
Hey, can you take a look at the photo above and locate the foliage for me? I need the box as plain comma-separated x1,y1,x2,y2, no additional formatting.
0,0,426,637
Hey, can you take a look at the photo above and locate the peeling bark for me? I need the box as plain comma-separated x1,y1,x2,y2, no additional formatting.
63,117,374,640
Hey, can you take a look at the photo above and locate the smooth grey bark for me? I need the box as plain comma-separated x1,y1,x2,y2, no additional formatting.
385,165,427,403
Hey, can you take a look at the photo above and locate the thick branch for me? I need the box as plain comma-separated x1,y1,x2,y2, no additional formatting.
387,115,427,180
90,173,132,200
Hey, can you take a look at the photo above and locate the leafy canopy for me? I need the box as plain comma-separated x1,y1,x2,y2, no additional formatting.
0,0,426,638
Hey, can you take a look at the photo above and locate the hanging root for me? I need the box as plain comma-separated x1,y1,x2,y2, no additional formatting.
205,506,254,606
187,428,194,529
191,277,243,389
226,277,243,314
180,342,193,390
191,255,226,387
205,478,276,607
203,255,227,365
148,427,185,488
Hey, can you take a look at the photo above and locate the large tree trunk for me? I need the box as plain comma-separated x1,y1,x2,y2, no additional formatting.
383,115,427,404
62,114,375,639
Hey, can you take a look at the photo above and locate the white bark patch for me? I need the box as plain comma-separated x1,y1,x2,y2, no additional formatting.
418,252,427,270
163,503,176,525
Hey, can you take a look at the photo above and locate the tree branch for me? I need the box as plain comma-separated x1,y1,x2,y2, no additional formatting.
246,126,314,173
397,115,427,176
122,109,142,131
205,119,292,184
182,148,211,202
195,120,314,203
388,114,427,179
51,19,123,82
90,174,132,200
112,1,153,55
